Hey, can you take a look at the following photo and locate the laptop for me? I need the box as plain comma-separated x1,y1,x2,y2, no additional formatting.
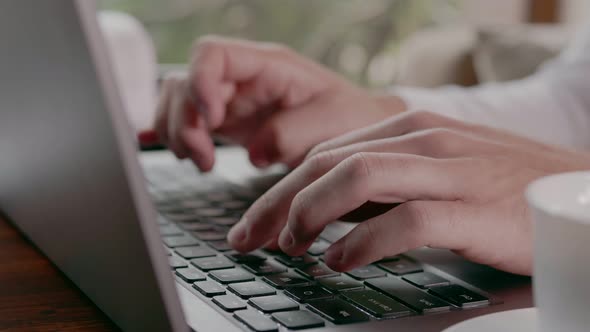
0,1,533,331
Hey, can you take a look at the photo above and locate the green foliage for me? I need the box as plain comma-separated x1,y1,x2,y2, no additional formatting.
99,0,460,87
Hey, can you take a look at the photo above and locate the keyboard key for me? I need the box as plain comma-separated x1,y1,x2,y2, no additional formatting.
307,240,330,256
318,275,364,292
343,289,412,319
157,206,187,214
179,199,210,209
249,295,299,313
212,294,247,312
163,235,200,248
208,240,233,252
271,310,324,330
193,280,226,297
307,298,369,324
169,256,188,269
219,200,248,210
429,285,489,308
164,213,201,223
244,261,287,276
174,246,216,259
234,310,278,332
225,251,266,264
284,285,333,303
209,217,239,226
204,192,234,202
296,263,339,279
346,265,386,280
159,224,184,236
175,267,206,282
229,281,276,299
366,277,450,313
156,215,169,225
191,256,234,271
376,255,402,263
402,272,450,288
263,272,311,289
209,268,255,284
193,230,227,241
378,259,422,275
178,222,213,232
275,254,317,268
197,208,227,217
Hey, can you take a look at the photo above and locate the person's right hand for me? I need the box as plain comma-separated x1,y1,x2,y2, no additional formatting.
138,36,405,171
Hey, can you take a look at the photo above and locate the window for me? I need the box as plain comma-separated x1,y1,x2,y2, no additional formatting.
100,0,462,87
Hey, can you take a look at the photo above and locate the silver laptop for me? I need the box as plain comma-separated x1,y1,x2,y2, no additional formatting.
0,1,533,331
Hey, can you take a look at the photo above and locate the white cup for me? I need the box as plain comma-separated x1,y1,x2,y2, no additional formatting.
526,171,590,332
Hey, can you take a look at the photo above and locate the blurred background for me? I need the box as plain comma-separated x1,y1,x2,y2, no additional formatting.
98,0,590,130
100,0,589,88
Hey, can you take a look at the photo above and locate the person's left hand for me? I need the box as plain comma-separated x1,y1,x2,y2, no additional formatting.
226,110,590,276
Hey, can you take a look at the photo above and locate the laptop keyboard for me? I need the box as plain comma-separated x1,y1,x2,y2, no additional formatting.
144,163,492,331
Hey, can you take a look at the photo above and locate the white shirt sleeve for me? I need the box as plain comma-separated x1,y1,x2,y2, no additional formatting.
393,25,590,150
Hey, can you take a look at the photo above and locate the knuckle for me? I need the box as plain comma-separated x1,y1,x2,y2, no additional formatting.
400,202,432,244
306,142,329,160
420,128,463,156
261,42,294,57
192,35,221,53
404,110,448,132
343,152,376,180
304,150,337,178
406,110,437,130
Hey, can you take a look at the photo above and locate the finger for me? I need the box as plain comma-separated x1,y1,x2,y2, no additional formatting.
307,110,541,160
167,77,230,169
305,111,456,158
227,132,477,252
181,106,216,171
189,37,274,130
168,78,192,159
323,201,469,271
310,128,498,165
153,78,175,145
227,154,330,252
189,36,330,130
277,153,477,256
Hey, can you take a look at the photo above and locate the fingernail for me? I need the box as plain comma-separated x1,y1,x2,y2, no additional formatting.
324,242,344,266
227,221,247,246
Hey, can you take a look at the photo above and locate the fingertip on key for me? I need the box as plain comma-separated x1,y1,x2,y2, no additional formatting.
278,229,294,253
324,242,345,271
227,220,247,250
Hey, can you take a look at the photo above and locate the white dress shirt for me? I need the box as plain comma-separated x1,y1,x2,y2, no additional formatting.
395,24,590,150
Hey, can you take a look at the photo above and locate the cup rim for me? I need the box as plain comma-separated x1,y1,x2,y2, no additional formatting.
526,171,590,224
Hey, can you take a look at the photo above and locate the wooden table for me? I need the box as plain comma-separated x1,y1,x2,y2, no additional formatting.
0,216,118,331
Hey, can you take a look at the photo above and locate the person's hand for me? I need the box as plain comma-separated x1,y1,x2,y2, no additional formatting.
138,36,406,171
226,110,590,276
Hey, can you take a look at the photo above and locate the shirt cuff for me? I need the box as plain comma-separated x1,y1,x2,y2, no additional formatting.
391,86,464,121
